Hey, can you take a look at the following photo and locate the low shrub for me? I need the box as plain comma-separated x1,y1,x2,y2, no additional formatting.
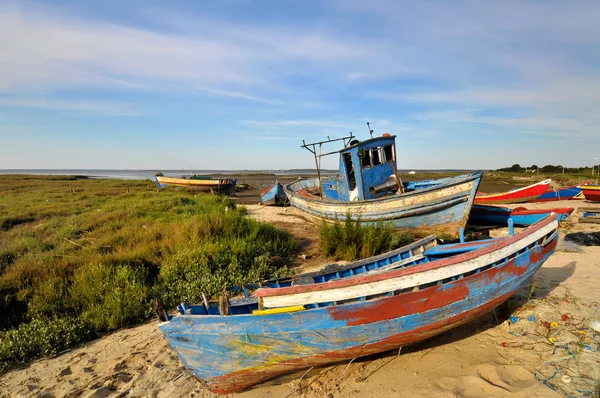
0,175,299,368
0,317,92,372
71,263,151,331
320,215,417,260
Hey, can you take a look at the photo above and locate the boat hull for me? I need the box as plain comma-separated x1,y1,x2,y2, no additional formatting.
160,223,558,394
155,176,236,194
260,182,289,206
581,185,600,202
284,173,482,237
475,179,551,204
530,186,583,202
469,205,573,226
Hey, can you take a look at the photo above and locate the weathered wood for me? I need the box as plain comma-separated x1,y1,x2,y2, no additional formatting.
258,218,557,308
579,216,600,224
159,214,560,394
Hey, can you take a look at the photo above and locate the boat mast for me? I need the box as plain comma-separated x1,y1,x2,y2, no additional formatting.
301,134,355,196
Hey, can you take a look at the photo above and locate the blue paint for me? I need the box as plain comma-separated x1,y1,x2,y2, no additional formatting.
284,134,482,236
260,180,289,206
534,186,582,202
159,228,559,389
469,205,572,227
286,172,482,235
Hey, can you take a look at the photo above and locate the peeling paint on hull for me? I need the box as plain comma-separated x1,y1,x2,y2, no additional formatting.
284,173,482,237
159,216,558,394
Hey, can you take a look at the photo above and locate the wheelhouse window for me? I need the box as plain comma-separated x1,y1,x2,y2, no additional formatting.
372,147,382,166
384,145,394,163
360,150,371,168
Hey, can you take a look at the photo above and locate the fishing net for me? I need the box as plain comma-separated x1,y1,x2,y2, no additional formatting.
501,289,600,397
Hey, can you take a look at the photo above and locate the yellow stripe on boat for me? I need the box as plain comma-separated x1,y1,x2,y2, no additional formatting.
252,306,305,316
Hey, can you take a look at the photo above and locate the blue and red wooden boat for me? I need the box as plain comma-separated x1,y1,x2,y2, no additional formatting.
469,205,573,227
284,134,482,237
581,185,600,202
529,184,586,202
260,180,289,206
159,214,560,393
475,179,551,204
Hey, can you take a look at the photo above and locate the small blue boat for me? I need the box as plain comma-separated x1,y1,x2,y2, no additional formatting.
260,180,289,206
469,204,573,227
530,185,585,202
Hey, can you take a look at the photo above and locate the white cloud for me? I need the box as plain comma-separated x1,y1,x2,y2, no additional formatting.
0,96,139,114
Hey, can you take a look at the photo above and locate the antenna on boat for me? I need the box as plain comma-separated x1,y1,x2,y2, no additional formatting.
367,122,374,138
300,134,355,197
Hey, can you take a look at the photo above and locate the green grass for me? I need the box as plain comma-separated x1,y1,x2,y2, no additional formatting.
319,215,417,261
0,175,297,370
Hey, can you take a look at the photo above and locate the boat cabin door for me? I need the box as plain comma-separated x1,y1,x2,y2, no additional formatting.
343,153,358,200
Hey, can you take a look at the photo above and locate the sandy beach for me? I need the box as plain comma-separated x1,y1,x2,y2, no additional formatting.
1,193,598,398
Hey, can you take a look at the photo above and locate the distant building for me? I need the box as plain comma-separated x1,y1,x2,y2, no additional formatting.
408,170,416,175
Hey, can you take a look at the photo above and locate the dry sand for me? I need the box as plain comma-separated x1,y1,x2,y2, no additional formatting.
1,199,599,398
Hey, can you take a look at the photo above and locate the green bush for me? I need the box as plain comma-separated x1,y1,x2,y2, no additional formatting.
71,263,151,331
158,238,295,307
320,215,416,260
0,317,92,372
0,175,299,368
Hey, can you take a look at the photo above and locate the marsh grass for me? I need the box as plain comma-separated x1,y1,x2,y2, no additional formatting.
0,175,297,370
319,215,417,261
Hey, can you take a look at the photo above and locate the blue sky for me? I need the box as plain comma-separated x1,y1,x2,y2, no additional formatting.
1,0,599,170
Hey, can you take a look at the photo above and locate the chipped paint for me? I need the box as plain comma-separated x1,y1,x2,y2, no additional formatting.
159,216,559,394
285,173,481,237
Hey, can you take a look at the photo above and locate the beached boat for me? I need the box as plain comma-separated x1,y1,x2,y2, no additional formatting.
159,214,559,393
283,134,482,236
581,185,600,202
260,180,289,206
529,184,587,202
155,174,237,194
469,204,573,227
474,179,551,204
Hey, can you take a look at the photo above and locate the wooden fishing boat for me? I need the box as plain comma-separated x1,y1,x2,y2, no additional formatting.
469,204,573,227
283,134,482,237
155,174,237,194
581,185,600,202
474,179,551,204
260,180,289,206
529,185,586,202
159,214,560,393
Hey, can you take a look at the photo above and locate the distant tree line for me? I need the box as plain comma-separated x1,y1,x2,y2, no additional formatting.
496,164,594,173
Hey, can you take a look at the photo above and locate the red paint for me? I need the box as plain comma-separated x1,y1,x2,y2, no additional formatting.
329,236,556,327
205,289,519,394
256,214,558,298
581,185,600,202
474,179,551,204
329,283,471,326
474,206,573,216
201,236,558,394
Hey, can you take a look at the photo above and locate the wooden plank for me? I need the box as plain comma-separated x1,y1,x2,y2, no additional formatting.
578,216,600,224
252,306,305,316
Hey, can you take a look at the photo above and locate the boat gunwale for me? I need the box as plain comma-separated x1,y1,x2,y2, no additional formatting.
256,213,559,298
284,171,482,206
475,179,551,200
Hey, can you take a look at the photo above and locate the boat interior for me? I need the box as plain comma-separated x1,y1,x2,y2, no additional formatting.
173,219,558,318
